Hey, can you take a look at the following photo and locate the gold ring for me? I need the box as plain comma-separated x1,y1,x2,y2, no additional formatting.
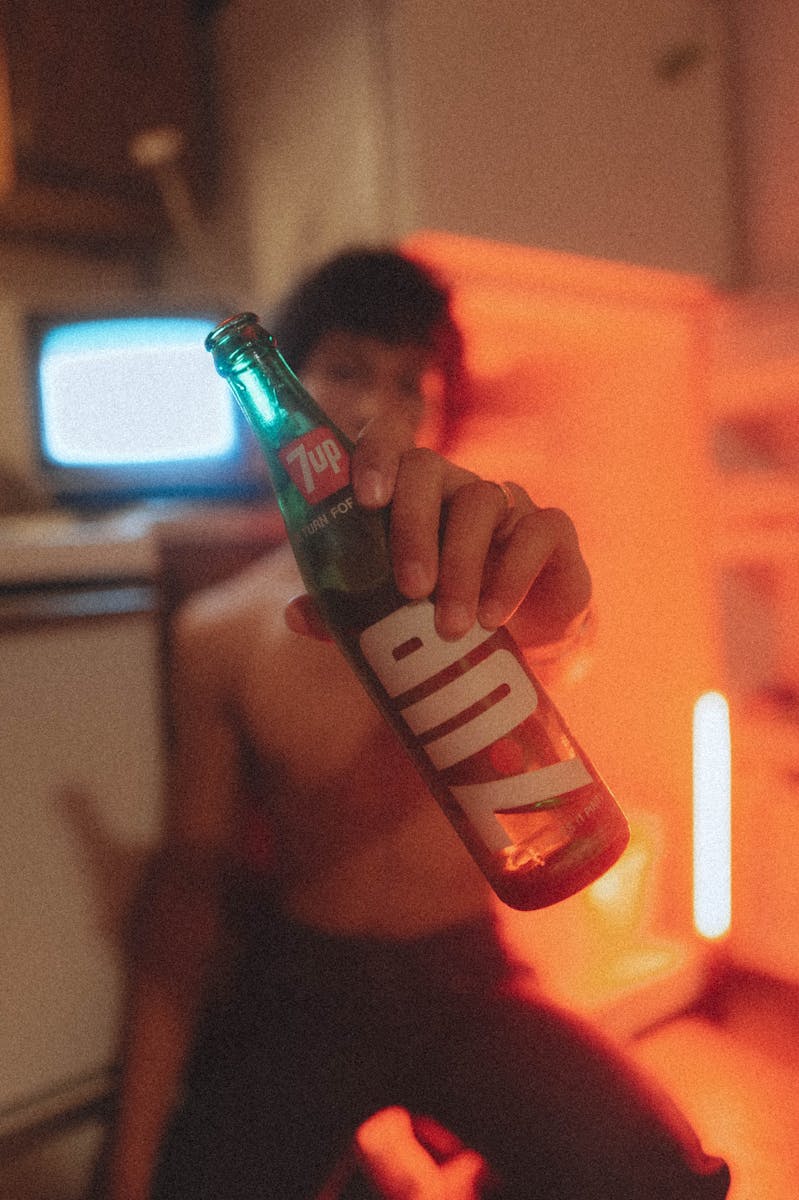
494,480,516,515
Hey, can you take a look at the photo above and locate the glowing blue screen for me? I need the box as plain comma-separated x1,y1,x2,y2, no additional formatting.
39,317,236,467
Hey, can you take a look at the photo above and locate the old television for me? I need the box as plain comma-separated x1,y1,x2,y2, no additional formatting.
28,309,269,511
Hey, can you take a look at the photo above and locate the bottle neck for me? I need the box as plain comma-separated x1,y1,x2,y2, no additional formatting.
226,346,350,446
208,313,355,456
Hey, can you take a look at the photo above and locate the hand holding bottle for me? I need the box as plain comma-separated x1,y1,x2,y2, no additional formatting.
287,412,593,652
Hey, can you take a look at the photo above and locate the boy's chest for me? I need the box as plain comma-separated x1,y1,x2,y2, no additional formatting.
237,620,404,796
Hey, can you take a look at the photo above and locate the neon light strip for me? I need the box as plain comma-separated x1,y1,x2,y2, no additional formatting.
693,691,731,939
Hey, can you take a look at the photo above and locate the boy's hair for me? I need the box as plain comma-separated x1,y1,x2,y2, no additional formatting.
271,247,471,449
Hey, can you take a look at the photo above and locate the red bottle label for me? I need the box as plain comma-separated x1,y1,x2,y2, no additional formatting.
359,600,593,853
279,428,350,502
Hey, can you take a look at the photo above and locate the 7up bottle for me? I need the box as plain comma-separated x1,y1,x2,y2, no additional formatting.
206,313,629,910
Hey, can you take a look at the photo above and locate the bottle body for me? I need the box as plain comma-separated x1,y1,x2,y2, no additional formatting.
206,314,629,911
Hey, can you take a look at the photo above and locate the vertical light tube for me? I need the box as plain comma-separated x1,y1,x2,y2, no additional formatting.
693,691,731,939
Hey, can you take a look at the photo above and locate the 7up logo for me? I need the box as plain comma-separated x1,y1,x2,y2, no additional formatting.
359,600,593,852
280,428,350,502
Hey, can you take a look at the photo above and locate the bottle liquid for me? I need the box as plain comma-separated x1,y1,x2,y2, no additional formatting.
205,313,629,910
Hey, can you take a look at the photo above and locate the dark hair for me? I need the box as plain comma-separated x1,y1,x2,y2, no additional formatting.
271,247,471,448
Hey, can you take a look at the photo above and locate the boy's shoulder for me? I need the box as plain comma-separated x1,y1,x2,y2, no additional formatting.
169,544,301,681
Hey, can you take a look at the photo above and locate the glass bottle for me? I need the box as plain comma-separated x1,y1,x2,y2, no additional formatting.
205,313,629,910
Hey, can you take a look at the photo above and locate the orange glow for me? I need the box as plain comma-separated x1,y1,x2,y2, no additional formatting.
0,35,15,197
631,1014,799,1199
693,692,732,939
405,230,722,958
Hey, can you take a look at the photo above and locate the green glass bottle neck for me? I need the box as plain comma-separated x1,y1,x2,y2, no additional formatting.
210,328,352,457
207,313,393,604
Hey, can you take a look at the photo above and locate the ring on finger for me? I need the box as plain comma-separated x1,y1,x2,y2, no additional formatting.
493,480,517,517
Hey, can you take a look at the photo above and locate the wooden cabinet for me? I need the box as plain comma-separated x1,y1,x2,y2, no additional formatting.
0,0,216,254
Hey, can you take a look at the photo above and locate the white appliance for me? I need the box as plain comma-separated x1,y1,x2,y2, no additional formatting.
404,231,726,1036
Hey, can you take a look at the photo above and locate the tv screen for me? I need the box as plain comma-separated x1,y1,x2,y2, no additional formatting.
29,311,270,510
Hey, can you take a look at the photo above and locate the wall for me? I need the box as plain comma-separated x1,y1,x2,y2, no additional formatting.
213,0,734,309
211,0,396,311
728,0,799,289
386,0,731,276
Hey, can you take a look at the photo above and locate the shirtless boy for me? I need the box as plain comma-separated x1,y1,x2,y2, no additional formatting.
105,249,729,1200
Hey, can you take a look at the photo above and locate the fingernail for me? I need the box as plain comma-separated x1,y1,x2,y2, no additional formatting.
477,601,503,630
437,601,472,639
398,560,431,598
357,467,389,507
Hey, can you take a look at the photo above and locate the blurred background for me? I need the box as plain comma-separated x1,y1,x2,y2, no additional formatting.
1,3,797,1197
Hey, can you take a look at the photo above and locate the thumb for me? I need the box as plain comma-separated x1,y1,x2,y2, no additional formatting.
284,594,332,641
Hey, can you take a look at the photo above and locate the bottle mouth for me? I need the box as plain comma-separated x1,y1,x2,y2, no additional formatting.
205,313,275,359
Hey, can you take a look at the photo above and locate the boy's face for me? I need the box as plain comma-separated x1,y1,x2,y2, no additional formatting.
300,330,446,449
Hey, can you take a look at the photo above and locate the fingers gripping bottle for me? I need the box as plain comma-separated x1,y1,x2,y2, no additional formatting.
206,314,629,910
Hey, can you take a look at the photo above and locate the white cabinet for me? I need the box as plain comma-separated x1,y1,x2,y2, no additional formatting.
405,231,723,1018
0,0,215,254
0,603,163,1129
711,298,799,980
